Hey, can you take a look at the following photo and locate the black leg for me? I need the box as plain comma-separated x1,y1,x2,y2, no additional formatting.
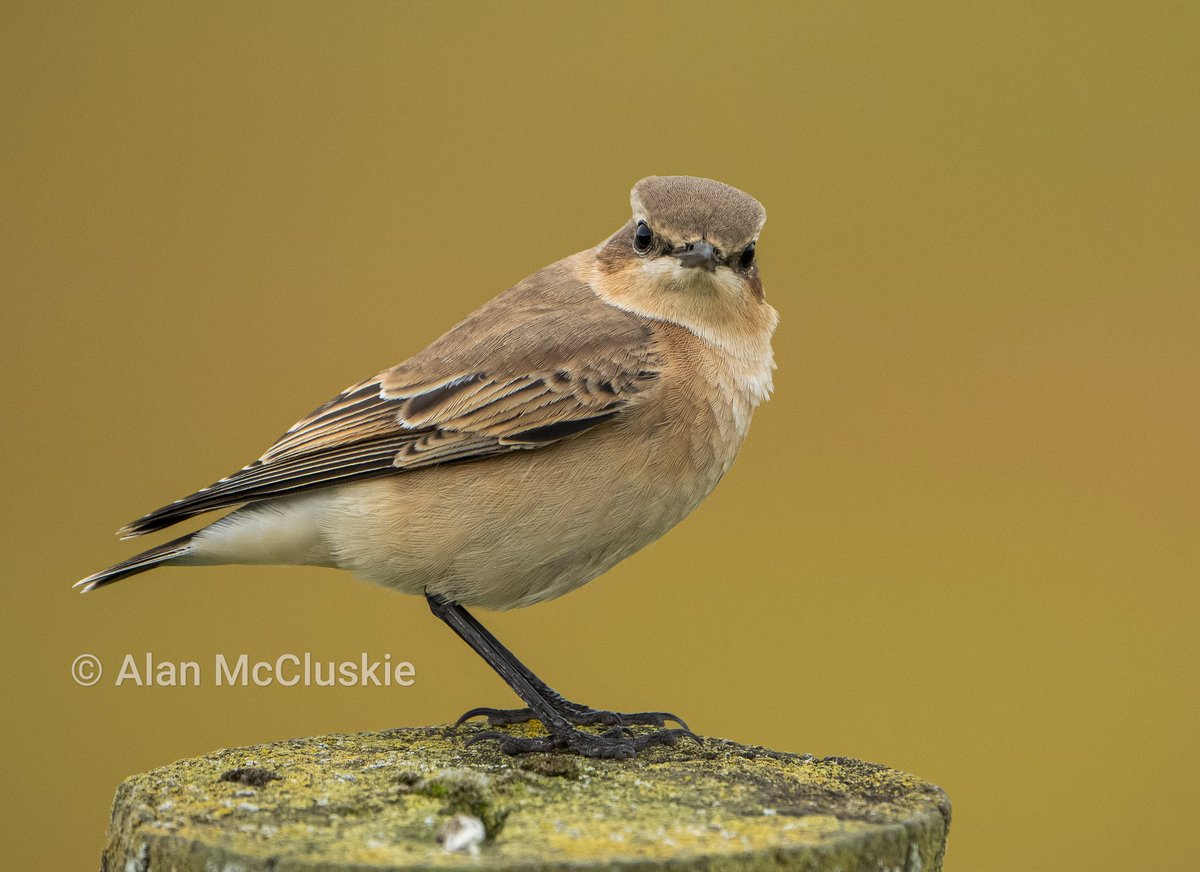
426,593,698,758
450,606,688,730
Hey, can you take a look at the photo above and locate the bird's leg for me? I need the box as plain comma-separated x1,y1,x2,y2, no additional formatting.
426,593,697,758
449,605,689,729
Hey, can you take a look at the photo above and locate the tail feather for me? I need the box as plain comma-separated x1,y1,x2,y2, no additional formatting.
74,533,195,593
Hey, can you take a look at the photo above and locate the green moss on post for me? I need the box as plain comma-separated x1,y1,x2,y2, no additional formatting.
101,724,951,871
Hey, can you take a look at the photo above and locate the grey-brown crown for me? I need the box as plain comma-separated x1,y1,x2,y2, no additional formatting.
630,176,765,250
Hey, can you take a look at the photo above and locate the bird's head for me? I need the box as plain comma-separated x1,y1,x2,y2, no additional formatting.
592,176,775,349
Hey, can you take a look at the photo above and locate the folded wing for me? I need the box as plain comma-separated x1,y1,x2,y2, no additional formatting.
120,270,660,538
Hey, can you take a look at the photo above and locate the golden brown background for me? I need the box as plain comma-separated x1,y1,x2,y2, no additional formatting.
1,2,1196,869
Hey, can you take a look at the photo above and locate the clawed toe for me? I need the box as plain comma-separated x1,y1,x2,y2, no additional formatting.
613,710,690,730
456,705,624,728
564,708,625,726
455,706,539,727
465,724,702,758
618,727,701,753
455,705,688,730
464,730,555,754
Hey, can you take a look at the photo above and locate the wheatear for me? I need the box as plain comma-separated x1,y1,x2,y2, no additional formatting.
78,175,777,758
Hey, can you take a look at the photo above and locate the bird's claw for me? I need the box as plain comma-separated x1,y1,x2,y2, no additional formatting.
465,725,701,759
454,707,534,727
455,705,688,730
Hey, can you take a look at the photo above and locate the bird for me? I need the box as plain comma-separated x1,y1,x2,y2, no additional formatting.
76,175,777,758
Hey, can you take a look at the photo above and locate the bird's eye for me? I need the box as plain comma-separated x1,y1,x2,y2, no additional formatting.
634,221,653,252
739,241,756,269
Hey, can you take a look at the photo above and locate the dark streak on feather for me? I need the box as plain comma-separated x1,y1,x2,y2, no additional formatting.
404,374,484,417
504,410,620,444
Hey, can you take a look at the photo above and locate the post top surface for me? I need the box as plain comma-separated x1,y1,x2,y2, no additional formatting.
103,725,950,871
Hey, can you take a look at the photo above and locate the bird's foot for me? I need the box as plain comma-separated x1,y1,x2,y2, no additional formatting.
456,704,688,730
466,724,700,759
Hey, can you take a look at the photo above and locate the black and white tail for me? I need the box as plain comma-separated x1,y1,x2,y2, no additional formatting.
74,534,195,593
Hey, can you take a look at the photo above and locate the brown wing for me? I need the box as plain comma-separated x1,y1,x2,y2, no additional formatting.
119,260,660,538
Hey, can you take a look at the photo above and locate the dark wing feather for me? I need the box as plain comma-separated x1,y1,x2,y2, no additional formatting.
119,263,659,538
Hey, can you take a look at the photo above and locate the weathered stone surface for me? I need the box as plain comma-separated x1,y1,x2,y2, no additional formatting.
101,724,951,871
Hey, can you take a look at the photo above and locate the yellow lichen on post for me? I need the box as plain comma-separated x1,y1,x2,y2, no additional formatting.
102,725,950,871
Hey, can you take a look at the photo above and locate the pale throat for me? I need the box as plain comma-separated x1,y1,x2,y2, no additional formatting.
588,258,777,354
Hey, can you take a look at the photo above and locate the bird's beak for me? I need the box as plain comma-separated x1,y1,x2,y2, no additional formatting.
675,241,717,271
